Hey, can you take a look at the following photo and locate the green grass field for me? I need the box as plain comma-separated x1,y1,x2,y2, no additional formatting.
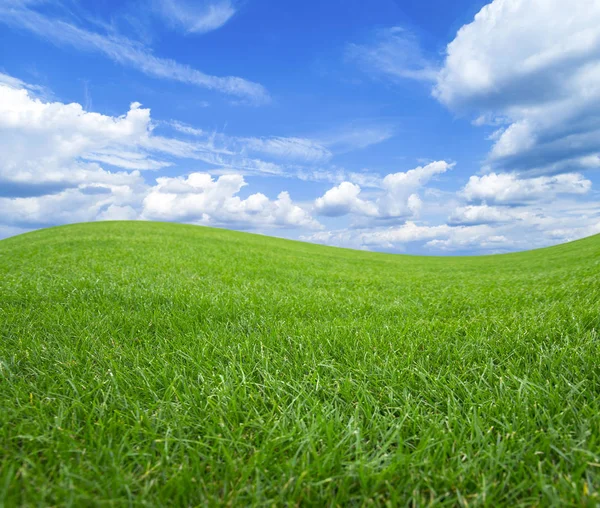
1,221,599,506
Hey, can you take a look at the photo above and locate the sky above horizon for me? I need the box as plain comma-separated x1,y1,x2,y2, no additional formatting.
1,0,599,255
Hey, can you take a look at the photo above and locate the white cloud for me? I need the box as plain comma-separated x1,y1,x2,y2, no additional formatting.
305,172,600,253
361,222,454,248
448,200,600,233
348,27,437,82
344,171,385,189
0,72,28,89
425,229,510,252
0,79,298,196
97,204,139,221
0,71,50,98
304,205,600,253
0,83,165,194
435,0,600,110
142,173,321,229
1,72,597,255
0,76,321,233
304,222,455,250
444,200,600,249
83,151,171,171
314,182,378,217
0,168,322,232
449,205,516,226
377,161,451,218
435,0,600,175
0,183,143,227
157,0,237,34
313,161,452,220
461,172,592,205
0,3,268,103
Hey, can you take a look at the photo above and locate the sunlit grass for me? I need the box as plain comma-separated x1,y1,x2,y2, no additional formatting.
1,221,599,505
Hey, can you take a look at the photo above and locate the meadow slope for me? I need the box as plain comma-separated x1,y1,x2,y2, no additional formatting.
1,221,599,506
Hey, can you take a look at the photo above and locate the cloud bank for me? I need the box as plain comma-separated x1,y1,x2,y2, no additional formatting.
435,0,600,176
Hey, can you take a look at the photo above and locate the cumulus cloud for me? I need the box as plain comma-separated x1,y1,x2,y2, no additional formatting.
361,222,454,247
1,61,597,254
0,79,321,199
304,222,462,251
314,182,378,217
305,204,600,252
425,230,510,252
0,76,321,233
0,83,159,196
97,204,139,221
0,182,144,228
444,166,598,243
0,73,397,196
0,2,268,103
142,173,321,229
313,161,452,220
156,0,237,34
461,172,592,205
306,166,600,253
449,205,517,226
435,0,600,175
377,161,450,218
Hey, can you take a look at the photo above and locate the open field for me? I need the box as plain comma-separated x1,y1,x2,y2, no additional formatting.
1,221,599,505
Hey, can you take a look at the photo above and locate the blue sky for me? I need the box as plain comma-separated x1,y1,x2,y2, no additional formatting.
1,0,599,254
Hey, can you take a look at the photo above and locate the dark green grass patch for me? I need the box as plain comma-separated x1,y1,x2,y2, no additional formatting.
1,221,600,505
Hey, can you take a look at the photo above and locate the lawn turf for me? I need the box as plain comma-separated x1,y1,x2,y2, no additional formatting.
1,221,600,506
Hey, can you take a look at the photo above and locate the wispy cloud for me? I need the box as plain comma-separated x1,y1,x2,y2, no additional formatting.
156,0,237,34
347,27,438,83
167,120,206,137
159,121,330,165
236,136,332,163
0,2,269,103
157,119,396,179
315,124,395,153
0,70,52,99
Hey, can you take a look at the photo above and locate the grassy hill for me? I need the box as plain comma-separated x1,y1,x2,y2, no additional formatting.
1,221,599,505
